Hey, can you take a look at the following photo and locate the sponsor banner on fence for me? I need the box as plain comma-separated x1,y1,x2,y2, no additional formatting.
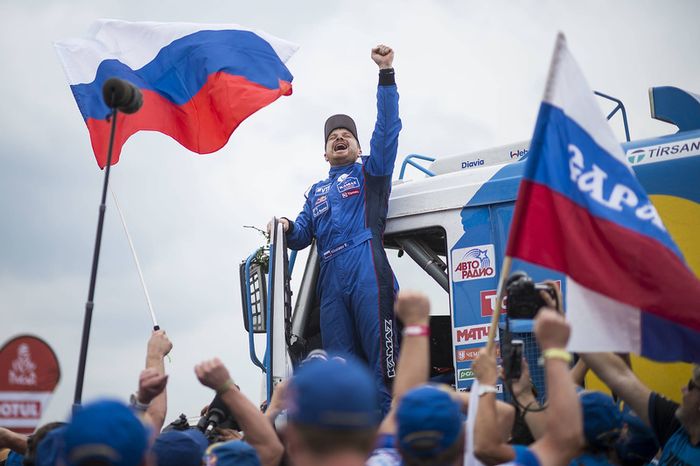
456,346,500,363
0,335,60,434
454,323,499,346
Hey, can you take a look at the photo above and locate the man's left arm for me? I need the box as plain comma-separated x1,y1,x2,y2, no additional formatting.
366,45,402,177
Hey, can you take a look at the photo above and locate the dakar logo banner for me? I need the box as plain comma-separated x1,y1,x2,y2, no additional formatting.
0,335,60,434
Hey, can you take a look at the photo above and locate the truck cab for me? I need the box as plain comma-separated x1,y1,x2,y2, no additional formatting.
242,86,700,402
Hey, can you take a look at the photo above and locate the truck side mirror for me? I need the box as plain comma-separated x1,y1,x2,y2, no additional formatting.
240,260,268,334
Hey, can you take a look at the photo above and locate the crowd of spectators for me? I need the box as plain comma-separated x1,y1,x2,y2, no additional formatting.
1,289,698,466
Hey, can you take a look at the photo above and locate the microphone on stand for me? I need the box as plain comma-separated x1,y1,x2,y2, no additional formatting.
102,78,143,114
73,76,144,408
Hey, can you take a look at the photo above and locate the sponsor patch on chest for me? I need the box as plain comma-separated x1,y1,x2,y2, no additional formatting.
337,176,360,193
315,184,331,195
315,195,327,205
341,188,360,199
313,200,329,218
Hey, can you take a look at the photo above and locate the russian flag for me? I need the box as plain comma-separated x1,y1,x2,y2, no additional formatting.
506,34,700,363
55,20,298,168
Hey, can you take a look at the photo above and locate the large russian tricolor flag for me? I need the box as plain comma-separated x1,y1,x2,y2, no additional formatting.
506,34,700,363
55,20,298,168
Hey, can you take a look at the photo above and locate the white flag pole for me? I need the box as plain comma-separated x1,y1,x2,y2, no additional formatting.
110,186,159,330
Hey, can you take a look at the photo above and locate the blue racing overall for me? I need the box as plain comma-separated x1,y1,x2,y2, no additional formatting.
286,70,401,413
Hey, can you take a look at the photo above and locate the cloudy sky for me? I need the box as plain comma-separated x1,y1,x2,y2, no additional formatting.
2,0,699,425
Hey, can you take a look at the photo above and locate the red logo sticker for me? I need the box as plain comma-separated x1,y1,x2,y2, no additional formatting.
341,188,360,199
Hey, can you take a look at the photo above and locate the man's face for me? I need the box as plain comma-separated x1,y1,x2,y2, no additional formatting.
324,128,361,166
675,365,700,429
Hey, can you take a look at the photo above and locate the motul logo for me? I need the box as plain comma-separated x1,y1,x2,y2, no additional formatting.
0,400,40,419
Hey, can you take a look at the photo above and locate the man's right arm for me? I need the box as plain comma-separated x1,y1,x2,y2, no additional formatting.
580,352,652,425
283,194,314,251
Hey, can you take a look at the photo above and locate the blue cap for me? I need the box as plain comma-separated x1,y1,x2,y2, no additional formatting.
153,429,208,466
35,425,66,466
615,411,659,466
62,399,149,466
287,357,379,430
205,440,261,466
580,391,623,450
4,451,23,466
397,385,463,458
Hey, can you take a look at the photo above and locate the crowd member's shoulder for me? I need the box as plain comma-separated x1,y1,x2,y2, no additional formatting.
366,434,401,466
648,391,681,447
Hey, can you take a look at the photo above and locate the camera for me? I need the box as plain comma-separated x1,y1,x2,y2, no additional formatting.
163,395,240,444
505,271,558,319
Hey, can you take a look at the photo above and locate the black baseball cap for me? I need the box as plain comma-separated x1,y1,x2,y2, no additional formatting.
324,114,359,147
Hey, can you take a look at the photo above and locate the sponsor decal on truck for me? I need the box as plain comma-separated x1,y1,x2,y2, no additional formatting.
451,244,496,282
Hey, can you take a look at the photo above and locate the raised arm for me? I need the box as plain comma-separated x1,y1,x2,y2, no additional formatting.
195,358,284,466
580,352,652,425
529,310,583,466
473,348,517,465
378,290,431,435
366,45,402,177
142,330,172,431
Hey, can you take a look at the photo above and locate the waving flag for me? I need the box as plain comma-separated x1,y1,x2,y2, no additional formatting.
506,34,700,362
55,20,298,168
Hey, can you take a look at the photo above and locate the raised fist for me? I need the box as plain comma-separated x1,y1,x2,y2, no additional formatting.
195,358,232,391
473,348,498,386
371,44,394,69
395,290,430,326
534,308,571,350
147,330,172,359
137,367,168,404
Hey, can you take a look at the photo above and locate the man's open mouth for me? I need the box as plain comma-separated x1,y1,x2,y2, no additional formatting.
334,141,348,151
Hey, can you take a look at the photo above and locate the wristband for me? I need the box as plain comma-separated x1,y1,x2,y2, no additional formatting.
402,325,429,337
378,68,395,86
129,393,150,412
542,348,573,363
216,378,236,395
477,384,499,397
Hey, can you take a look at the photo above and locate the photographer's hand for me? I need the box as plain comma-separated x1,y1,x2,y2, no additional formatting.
510,358,534,400
540,280,563,314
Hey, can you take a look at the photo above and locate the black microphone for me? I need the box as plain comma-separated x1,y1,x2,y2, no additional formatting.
102,78,143,114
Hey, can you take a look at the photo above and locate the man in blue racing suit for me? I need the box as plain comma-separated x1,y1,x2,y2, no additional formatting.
278,45,401,413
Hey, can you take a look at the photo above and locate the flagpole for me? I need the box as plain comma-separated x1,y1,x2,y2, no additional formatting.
73,109,119,408
486,255,512,354
110,186,160,330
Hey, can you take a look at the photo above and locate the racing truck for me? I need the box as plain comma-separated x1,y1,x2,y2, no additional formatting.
240,86,700,403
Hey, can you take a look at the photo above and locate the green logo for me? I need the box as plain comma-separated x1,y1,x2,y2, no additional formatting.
458,369,474,380
627,149,646,165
